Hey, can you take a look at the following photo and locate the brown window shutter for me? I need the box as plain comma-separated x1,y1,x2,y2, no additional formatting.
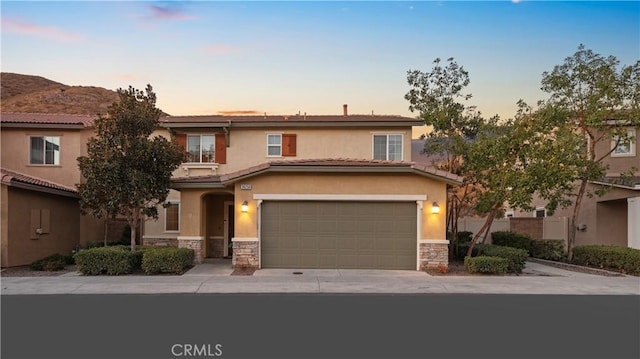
175,134,187,151
215,134,227,164
282,134,297,156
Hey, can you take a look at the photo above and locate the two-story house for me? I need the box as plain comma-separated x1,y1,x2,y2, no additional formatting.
1,113,106,267
142,106,462,270
510,126,639,249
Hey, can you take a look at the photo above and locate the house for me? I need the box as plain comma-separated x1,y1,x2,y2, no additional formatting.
142,106,462,270
0,113,106,267
510,126,639,249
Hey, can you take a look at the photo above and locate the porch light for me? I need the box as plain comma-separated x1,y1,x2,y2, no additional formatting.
241,201,249,213
431,202,440,214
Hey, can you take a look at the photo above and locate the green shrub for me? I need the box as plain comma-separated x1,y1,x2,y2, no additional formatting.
530,240,566,261
74,246,138,275
476,244,528,273
29,253,70,271
572,245,640,275
456,231,473,244
141,247,194,275
491,231,533,252
456,243,481,261
464,256,508,274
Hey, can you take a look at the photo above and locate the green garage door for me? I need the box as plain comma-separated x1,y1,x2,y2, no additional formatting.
261,201,417,270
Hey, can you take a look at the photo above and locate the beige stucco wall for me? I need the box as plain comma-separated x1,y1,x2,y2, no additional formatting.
143,189,182,239
1,184,9,266
170,127,414,178
594,127,638,175
233,172,448,241
2,187,80,267
1,127,91,189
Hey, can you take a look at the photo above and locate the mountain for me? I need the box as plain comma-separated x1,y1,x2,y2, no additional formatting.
1,73,120,115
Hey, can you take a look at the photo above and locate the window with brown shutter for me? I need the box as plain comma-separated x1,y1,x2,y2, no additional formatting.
215,133,227,164
282,134,297,157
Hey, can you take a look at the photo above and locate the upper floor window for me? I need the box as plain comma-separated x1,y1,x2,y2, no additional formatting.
165,202,180,232
30,136,60,165
187,135,215,163
267,134,282,157
611,129,636,157
373,134,403,161
534,207,546,218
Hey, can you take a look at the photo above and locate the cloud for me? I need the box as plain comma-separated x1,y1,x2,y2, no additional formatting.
217,110,261,116
145,3,196,21
2,18,84,42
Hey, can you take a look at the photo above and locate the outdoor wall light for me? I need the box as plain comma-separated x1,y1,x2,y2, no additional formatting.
431,202,440,214
241,201,249,213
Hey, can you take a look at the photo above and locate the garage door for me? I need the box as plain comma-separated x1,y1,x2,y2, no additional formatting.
261,201,417,269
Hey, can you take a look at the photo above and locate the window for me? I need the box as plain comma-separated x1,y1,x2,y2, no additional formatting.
611,129,636,157
187,135,215,163
534,207,546,218
30,136,60,165
373,134,403,161
165,202,180,232
267,134,282,157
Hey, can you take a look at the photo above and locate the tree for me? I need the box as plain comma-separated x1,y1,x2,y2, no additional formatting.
77,85,184,251
405,58,484,255
540,44,640,260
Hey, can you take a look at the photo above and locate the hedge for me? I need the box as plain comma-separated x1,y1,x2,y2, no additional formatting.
475,244,528,273
464,256,508,274
572,245,640,275
491,231,533,252
530,240,566,261
30,253,73,271
74,246,139,275
141,247,194,275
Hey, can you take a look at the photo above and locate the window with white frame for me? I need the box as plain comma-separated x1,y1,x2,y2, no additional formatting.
267,134,282,157
534,207,546,218
187,135,215,163
165,202,180,232
30,136,60,165
373,134,403,161
611,129,636,157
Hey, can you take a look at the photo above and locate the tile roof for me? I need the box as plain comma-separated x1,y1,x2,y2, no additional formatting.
1,168,78,194
1,113,96,128
160,114,420,125
172,158,463,186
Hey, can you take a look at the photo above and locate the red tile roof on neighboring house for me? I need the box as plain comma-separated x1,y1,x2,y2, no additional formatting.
0,113,96,128
1,168,79,196
172,158,463,188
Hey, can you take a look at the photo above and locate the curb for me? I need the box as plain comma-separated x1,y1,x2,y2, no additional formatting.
527,257,626,277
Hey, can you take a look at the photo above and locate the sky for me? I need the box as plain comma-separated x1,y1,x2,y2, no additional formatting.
2,1,639,137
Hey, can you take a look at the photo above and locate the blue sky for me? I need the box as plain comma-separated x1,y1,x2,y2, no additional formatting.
2,1,638,134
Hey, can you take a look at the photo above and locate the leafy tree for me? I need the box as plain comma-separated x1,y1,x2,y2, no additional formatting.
77,85,184,250
540,44,640,260
405,58,484,254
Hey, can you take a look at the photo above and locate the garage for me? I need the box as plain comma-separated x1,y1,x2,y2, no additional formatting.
260,201,417,269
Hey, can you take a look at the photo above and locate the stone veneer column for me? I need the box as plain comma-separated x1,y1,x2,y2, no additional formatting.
232,239,259,269
419,240,449,271
177,236,204,264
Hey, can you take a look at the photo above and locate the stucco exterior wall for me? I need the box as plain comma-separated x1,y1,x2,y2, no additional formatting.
1,127,90,189
143,189,182,240
594,127,638,175
2,187,80,267
169,127,414,178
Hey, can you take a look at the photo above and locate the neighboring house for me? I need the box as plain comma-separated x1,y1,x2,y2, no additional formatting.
511,126,640,249
0,113,105,267
142,107,462,270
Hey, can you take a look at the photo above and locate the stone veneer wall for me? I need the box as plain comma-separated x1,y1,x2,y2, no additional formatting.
178,238,203,264
419,241,449,270
142,238,178,247
209,238,225,258
232,241,259,268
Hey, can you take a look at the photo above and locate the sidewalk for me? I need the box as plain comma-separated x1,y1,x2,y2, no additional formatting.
1,260,638,295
